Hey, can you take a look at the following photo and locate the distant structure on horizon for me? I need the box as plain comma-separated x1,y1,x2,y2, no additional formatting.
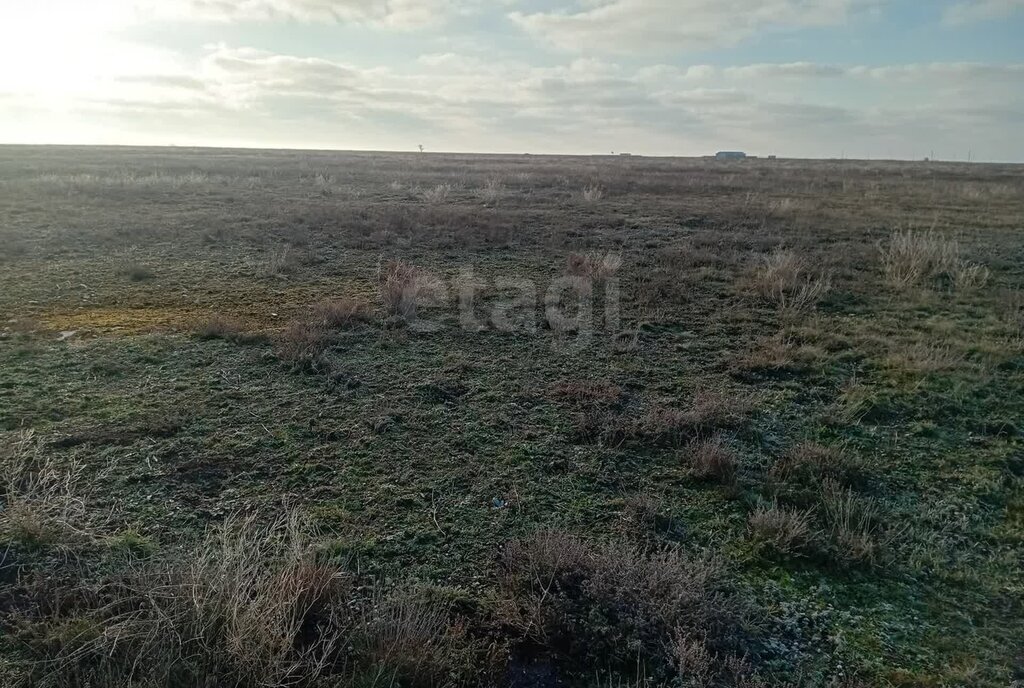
715,151,747,161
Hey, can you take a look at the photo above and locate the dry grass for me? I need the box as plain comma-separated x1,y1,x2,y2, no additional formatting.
13,511,467,687
819,480,896,565
377,259,444,319
273,319,332,371
747,501,814,555
194,315,265,344
733,335,821,377
501,531,749,675
879,229,958,287
634,391,750,448
567,251,623,281
951,261,991,291
749,249,831,311
580,184,604,202
549,379,624,405
357,591,463,684
0,431,95,550
884,341,964,375
255,246,303,278
1000,289,1024,328
477,177,506,205
879,228,989,291
421,182,453,203
682,435,738,485
310,297,374,329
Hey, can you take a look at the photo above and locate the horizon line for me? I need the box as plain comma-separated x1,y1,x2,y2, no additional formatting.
0,142,1018,166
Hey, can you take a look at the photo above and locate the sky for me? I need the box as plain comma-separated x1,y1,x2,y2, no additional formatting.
0,0,1022,160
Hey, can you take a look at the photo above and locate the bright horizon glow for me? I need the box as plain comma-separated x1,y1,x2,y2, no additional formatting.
1,1,1023,161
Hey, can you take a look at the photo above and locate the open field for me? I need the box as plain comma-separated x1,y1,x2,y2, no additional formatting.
1,145,1023,687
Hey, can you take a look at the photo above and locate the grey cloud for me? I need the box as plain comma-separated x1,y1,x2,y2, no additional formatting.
34,45,1024,160
510,0,880,53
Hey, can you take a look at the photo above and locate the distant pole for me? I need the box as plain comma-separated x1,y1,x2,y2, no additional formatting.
968,149,972,163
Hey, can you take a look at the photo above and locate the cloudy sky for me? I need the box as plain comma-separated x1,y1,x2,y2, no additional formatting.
1,0,1022,160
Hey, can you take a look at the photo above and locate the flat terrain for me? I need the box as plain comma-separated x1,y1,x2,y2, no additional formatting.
1,146,1022,687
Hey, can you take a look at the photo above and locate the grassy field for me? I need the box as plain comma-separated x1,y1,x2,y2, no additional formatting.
0,145,1022,687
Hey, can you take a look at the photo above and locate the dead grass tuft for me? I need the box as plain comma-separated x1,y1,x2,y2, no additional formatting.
567,251,622,281
749,249,832,311
733,335,821,377
549,379,623,406
884,341,964,375
879,228,959,288
13,511,469,687
273,319,332,371
0,431,96,550
377,259,444,319
747,501,814,555
310,297,374,329
194,315,266,344
255,246,303,278
580,184,604,202
879,229,989,291
819,480,897,565
421,182,454,203
682,435,738,485
501,531,750,675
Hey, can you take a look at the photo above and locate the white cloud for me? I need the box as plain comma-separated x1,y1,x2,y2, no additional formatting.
0,0,471,35
943,0,1024,24
155,0,472,27
509,0,879,53
8,43,1020,160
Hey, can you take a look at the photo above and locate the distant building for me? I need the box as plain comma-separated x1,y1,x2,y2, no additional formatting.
716,151,747,161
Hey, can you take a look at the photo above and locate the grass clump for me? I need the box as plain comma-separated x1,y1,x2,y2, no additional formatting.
747,501,814,555
749,249,832,312
0,431,92,551
195,315,266,344
310,297,374,329
682,435,738,486
567,252,622,281
116,262,155,282
377,259,444,320
274,319,332,372
643,391,750,446
819,480,897,566
11,512,472,688
879,228,989,291
501,531,755,681
421,183,453,203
